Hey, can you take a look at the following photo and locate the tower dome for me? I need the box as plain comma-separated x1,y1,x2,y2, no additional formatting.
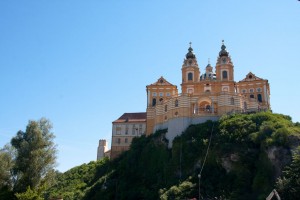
206,58,213,72
219,40,229,57
186,43,196,59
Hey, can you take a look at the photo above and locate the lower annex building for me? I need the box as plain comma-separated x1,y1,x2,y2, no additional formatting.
98,41,271,159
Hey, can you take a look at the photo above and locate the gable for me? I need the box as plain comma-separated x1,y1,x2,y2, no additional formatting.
239,72,265,82
148,76,175,86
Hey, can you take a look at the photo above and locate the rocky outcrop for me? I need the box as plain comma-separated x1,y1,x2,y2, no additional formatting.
266,146,291,178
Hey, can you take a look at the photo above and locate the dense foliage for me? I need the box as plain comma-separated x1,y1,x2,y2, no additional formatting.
276,147,300,200
45,159,109,200
46,112,300,200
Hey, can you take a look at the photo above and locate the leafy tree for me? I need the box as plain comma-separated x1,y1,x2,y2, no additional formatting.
276,147,300,199
11,118,57,193
0,144,17,199
46,159,109,200
0,144,16,190
15,186,44,200
159,180,195,200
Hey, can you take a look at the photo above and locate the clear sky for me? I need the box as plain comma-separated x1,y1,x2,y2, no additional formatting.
1,1,299,172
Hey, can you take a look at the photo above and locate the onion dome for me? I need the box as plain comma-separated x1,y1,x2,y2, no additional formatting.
186,42,196,59
219,40,229,57
206,63,212,72
206,58,212,72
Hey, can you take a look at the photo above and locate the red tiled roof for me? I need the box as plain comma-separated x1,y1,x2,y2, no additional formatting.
113,112,147,123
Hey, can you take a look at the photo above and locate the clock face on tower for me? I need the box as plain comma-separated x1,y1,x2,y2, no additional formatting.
222,58,227,64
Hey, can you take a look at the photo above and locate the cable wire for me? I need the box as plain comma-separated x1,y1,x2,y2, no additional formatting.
199,122,214,176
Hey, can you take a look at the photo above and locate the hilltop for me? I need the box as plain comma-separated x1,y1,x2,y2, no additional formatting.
46,112,300,200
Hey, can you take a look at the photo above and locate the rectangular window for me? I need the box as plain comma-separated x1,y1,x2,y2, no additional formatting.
132,125,136,134
152,92,157,96
159,92,163,97
188,72,193,81
222,71,228,79
175,99,179,107
125,125,128,135
116,126,121,135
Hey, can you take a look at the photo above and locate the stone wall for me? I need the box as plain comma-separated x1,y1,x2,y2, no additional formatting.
154,116,219,147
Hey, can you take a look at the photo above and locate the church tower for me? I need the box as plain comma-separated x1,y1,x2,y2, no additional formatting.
97,139,107,161
215,40,235,93
181,43,200,94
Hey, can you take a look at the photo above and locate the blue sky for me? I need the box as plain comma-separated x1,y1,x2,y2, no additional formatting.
1,1,299,172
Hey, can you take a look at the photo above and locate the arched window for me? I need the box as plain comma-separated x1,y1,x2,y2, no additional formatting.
257,94,262,102
165,105,168,112
175,99,179,107
206,105,211,112
188,72,193,81
230,97,234,105
152,98,156,106
222,71,228,79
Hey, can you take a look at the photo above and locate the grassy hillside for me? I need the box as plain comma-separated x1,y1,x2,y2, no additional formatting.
46,112,300,200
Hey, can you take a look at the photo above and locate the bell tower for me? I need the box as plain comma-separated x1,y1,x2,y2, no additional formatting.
181,42,200,94
215,40,234,81
215,40,235,94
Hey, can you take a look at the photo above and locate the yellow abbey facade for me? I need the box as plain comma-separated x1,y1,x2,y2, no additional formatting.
107,41,271,158
146,42,270,145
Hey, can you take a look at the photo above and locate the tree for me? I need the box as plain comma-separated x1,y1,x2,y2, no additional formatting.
276,147,300,200
0,144,15,189
11,118,57,193
0,144,16,199
15,186,44,200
